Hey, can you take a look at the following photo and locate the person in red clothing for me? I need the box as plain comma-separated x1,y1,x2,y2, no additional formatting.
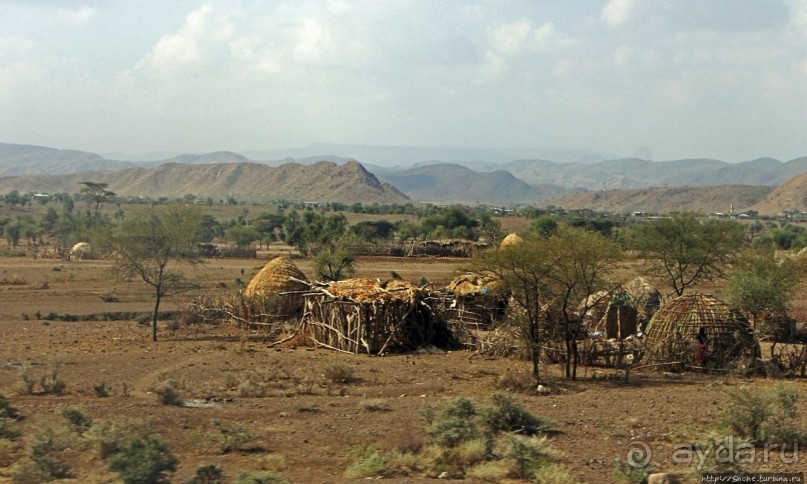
695,325,708,365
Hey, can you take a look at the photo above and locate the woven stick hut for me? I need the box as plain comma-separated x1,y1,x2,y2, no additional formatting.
301,278,440,354
441,273,509,347
644,292,759,369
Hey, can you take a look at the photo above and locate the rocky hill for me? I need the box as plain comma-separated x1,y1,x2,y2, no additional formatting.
0,160,409,204
751,171,807,214
542,185,774,214
377,163,575,204
482,156,807,189
0,143,136,176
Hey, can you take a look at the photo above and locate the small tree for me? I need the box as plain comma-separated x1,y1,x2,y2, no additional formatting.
96,204,203,341
473,237,555,383
80,181,116,228
629,213,744,296
726,247,804,333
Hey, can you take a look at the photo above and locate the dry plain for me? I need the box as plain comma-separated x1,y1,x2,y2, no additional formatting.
0,252,805,483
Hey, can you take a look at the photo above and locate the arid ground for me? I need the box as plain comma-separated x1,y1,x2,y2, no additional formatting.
0,254,805,483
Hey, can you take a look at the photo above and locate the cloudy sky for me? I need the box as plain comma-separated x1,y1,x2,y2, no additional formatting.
0,0,805,162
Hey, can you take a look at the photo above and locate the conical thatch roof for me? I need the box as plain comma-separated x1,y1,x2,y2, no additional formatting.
447,273,507,298
644,293,758,367
244,256,308,299
500,233,523,248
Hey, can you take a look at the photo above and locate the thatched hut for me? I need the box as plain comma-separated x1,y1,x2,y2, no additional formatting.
500,233,523,248
244,257,308,315
70,242,93,260
441,273,509,346
301,278,441,354
644,293,759,369
622,276,662,329
579,289,638,339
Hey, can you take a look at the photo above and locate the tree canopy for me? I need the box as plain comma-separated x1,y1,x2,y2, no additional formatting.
629,213,745,296
96,204,204,341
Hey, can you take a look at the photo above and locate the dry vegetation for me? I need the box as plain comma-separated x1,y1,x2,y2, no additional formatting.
0,249,805,483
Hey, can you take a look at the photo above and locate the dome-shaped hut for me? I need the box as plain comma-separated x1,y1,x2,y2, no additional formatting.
70,242,93,260
622,276,662,330
644,293,758,369
500,233,523,248
244,257,308,316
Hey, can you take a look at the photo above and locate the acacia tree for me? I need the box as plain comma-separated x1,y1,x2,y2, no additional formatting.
629,213,745,296
96,204,203,341
726,247,804,333
542,227,622,379
80,181,116,228
473,226,621,382
473,237,553,382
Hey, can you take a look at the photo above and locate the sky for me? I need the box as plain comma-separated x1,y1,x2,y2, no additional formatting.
0,0,805,163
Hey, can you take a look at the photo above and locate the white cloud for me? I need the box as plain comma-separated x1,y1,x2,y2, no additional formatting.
601,0,639,27
55,4,96,25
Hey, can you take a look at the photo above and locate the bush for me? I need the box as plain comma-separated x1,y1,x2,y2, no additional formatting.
61,407,92,436
93,382,111,397
344,445,388,479
323,364,355,384
499,433,562,481
481,393,551,436
209,419,257,453
40,366,67,395
720,384,807,448
422,397,485,448
187,464,225,484
0,394,19,419
82,418,151,459
107,435,178,484
153,380,184,406
234,471,288,484
12,426,72,482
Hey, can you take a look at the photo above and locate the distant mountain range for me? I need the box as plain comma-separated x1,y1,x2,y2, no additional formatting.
543,185,775,214
0,159,409,205
0,142,805,212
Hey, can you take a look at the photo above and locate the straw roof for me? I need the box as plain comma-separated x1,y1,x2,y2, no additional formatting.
500,233,523,248
447,273,507,298
317,278,421,303
244,256,308,299
644,292,758,366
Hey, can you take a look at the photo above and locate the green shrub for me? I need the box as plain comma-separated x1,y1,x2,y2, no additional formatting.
499,434,562,481
344,445,388,479
234,470,289,484
82,418,151,459
107,435,178,484
481,393,550,436
12,426,73,482
0,394,19,418
423,397,485,448
720,384,807,447
93,382,111,397
0,418,21,440
209,419,257,453
40,366,67,395
154,380,183,406
323,364,355,384
61,406,92,436
186,464,225,484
